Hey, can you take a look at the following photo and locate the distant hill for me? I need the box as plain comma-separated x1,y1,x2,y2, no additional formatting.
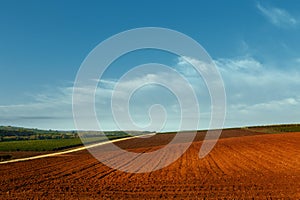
241,123,300,133
0,126,77,141
1,123,299,141
0,126,151,142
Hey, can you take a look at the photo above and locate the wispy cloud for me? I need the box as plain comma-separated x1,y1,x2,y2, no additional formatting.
0,87,74,130
95,56,300,129
216,57,262,71
1,56,300,130
257,3,298,27
215,56,300,127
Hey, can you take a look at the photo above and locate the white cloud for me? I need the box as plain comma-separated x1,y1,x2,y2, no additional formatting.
1,56,300,131
257,3,298,27
216,56,300,102
94,66,207,131
231,97,299,111
216,56,300,127
0,87,74,130
177,56,210,75
216,57,262,71
96,55,300,130
226,96,300,127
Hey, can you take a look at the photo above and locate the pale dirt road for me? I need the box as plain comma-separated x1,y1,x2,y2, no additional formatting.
0,133,154,164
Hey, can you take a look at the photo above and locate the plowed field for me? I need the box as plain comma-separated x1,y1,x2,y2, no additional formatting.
0,130,299,199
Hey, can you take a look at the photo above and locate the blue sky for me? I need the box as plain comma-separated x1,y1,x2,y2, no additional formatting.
0,0,300,130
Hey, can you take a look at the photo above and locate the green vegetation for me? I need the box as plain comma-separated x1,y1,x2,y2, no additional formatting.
270,124,300,132
0,134,134,152
0,138,83,151
0,126,77,141
159,124,300,135
245,124,300,134
0,126,138,152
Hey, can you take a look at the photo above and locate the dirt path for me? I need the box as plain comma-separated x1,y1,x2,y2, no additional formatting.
0,134,154,164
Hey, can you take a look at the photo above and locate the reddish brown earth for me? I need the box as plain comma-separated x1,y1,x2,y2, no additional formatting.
0,130,299,199
0,151,53,160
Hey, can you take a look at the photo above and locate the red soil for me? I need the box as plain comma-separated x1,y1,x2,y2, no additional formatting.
0,151,53,160
0,130,299,199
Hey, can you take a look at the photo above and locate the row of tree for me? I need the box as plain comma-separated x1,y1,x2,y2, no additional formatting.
0,126,78,142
